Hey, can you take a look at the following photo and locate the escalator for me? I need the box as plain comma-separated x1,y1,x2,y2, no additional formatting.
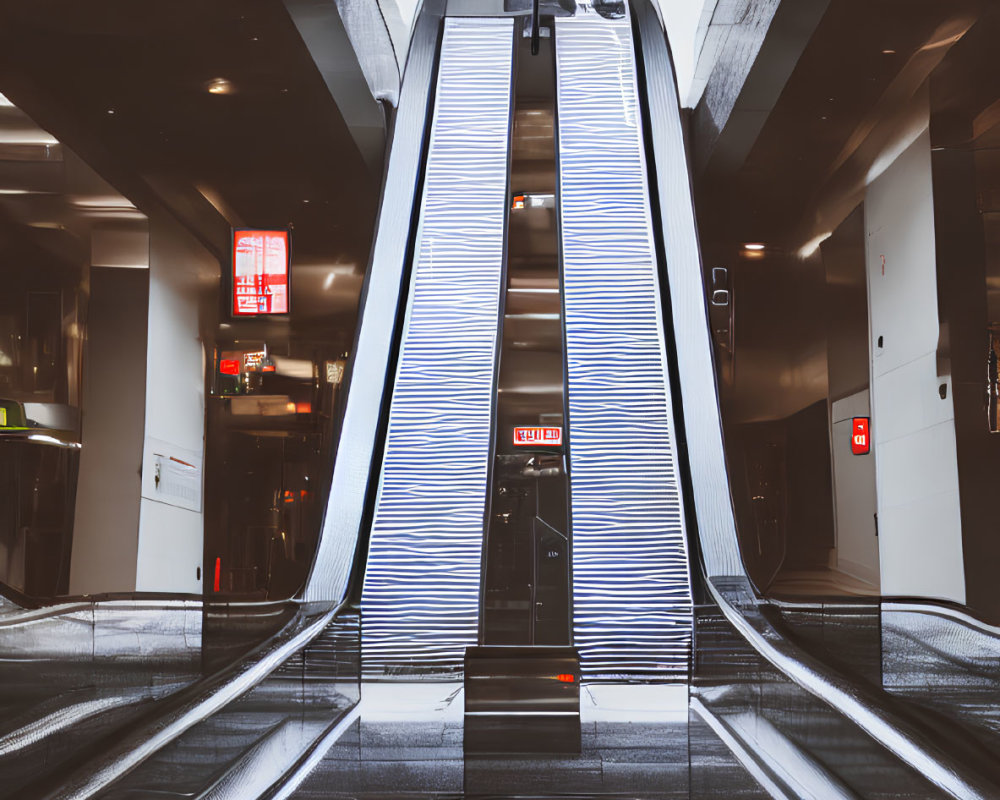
15,0,1000,796
345,0,1000,792
360,0,695,680
353,0,695,753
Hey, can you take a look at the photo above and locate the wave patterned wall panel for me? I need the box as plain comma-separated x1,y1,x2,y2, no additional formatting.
556,11,693,681
303,0,444,604
361,17,513,677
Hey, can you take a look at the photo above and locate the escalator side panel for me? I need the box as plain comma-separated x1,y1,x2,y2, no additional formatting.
302,0,446,604
555,11,692,681
361,17,514,677
630,0,744,580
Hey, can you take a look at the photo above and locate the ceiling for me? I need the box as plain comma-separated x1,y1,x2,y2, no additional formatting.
0,0,383,324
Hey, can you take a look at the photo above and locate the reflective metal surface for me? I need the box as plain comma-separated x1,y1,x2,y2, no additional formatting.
94,610,359,800
0,598,326,800
464,646,580,754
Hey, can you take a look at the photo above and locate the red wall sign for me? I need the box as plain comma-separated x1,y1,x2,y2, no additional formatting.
232,229,289,316
851,417,870,455
513,426,562,446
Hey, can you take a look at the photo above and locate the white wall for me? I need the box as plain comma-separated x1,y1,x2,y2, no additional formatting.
134,213,215,594
830,390,879,587
865,123,965,604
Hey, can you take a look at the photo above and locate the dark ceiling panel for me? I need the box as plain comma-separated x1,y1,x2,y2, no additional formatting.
0,0,381,271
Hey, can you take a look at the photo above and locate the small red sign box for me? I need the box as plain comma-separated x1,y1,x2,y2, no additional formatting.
513,426,562,447
851,417,870,455
232,229,290,316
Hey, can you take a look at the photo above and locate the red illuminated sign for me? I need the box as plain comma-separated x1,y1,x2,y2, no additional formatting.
513,426,562,446
219,359,240,376
232,229,290,316
851,417,870,455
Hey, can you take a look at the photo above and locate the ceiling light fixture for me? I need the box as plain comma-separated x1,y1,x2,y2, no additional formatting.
743,243,765,251
205,78,235,95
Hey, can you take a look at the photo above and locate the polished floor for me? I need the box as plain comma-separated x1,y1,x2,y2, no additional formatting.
291,684,767,799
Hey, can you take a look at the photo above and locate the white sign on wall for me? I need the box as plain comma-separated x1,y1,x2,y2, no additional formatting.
141,437,203,513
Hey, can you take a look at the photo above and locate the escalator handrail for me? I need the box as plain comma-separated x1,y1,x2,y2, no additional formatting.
34,600,347,800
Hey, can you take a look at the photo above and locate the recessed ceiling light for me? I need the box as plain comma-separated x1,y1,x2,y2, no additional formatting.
743,243,765,251
106,109,115,115
881,49,896,55
205,78,235,95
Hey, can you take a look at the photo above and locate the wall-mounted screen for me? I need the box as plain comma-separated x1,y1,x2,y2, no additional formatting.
232,229,289,316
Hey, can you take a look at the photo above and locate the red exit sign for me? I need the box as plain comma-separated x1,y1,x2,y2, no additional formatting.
851,417,870,455
513,426,562,446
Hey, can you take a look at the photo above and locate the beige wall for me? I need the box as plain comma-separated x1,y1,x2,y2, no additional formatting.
69,265,149,595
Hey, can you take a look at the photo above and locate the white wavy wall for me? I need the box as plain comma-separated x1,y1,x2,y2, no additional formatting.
360,17,513,677
556,10,693,681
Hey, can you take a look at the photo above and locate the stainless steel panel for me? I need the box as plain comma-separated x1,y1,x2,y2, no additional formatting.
465,646,580,754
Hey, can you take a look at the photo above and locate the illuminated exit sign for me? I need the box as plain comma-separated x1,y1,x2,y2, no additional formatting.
851,417,870,455
513,426,562,447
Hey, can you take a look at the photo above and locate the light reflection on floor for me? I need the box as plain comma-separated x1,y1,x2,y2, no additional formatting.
290,683,768,799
